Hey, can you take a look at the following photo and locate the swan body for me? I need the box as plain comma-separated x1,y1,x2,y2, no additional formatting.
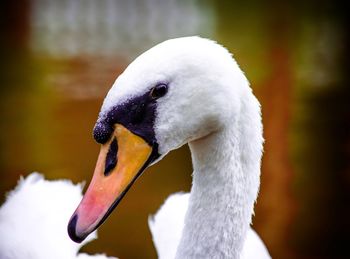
0,173,115,259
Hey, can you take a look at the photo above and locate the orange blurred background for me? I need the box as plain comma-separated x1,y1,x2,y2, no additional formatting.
1,0,349,258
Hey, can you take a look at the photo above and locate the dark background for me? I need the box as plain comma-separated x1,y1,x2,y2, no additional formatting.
1,0,349,258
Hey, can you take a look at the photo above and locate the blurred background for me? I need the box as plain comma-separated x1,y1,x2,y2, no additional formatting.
1,0,349,258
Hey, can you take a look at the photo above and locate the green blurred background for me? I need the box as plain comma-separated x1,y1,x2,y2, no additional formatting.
1,0,349,258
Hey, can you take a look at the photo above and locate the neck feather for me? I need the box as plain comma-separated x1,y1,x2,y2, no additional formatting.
175,91,263,259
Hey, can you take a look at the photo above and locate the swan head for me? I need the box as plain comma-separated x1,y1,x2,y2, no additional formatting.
68,36,250,242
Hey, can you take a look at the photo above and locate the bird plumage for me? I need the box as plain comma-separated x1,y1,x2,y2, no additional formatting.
149,193,271,259
0,173,115,259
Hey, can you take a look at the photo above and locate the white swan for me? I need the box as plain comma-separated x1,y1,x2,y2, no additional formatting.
0,173,115,259
67,36,271,259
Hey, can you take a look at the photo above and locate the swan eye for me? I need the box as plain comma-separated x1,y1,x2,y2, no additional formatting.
150,84,168,99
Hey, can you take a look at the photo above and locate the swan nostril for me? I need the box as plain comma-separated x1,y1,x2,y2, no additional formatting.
67,214,85,243
104,138,118,176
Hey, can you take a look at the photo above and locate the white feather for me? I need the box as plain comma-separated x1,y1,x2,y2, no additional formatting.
149,193,270,259
148,193,188,259
0,173,116,259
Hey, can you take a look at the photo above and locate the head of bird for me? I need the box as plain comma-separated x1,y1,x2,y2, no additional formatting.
67,36,249,242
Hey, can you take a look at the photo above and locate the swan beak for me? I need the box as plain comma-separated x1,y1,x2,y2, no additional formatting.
67,124,153,243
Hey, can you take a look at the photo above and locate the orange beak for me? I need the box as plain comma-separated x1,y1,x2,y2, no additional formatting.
68,124,153,242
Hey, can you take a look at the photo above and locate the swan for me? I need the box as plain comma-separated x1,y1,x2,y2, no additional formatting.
67,36,270,258
0,173,116,259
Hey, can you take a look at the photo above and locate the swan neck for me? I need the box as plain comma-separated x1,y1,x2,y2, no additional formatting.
175,93,263,259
